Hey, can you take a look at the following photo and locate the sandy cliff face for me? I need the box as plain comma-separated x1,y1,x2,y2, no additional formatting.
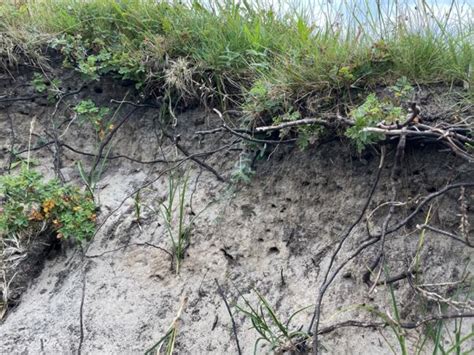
0,67,472,354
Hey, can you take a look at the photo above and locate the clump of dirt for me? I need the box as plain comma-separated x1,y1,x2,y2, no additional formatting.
0,65,472,354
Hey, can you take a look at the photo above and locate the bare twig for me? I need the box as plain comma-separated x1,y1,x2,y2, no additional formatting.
0,93,47,103
90,107,140,174
110,99,161,109
162,130,226,182
212,109,297,144
78,266,87,355
363,125,473,162
85,242,173,259
416,224,472,247
222,123,297,144
215,279,242,355
375,270,420,286
407,275,474,311
253,115,352,133
384,182,474,237
14,139,241,165
318,313,474,335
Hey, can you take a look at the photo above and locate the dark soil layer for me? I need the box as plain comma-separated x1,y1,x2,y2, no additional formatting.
4,232,60,308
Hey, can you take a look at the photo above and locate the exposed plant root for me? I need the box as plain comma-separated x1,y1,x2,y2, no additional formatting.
318,313,474,335
309,148,386,353
215,279,242,355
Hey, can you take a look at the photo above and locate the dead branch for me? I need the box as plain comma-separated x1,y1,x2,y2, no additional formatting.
375,270,420,286
14,139,241,165
309,164,472,353
222,123,297,144
110,99,161,109
212,109,297,144
0,94,47,103
359,182,474,291
195,127,227,135
458,186,470,244
253,116,351,133
363,125,473,162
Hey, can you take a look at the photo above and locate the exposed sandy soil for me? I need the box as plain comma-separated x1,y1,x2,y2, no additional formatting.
0,67,472,354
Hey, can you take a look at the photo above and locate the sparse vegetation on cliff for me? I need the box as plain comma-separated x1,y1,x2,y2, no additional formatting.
0,1,472,354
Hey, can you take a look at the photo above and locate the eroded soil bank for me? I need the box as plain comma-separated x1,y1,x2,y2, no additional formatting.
0,67,472,354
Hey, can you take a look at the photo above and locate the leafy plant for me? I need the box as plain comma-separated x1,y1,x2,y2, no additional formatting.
329,65,355,86
73,100,112,141
345,94,405,152
0,167,96,244
31,72,61,102
389,77,414,103
244,80,290,124
77,55,101,81
51,34,104,81
295,125,324,151
31,72,47,93
231,152,254,184
236,288,311,354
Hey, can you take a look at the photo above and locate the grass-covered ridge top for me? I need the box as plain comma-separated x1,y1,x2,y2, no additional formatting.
1,1,472,160
1,0,472,94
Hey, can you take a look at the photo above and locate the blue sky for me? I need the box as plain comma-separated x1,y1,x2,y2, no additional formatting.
250,0,473,33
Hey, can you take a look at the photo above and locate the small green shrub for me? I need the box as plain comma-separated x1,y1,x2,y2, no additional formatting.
51,35,107,81
389,76,414,103
244,80,288,121
31,72,47,93
51,33,147,85
31,72,62,102
0,168,96,244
